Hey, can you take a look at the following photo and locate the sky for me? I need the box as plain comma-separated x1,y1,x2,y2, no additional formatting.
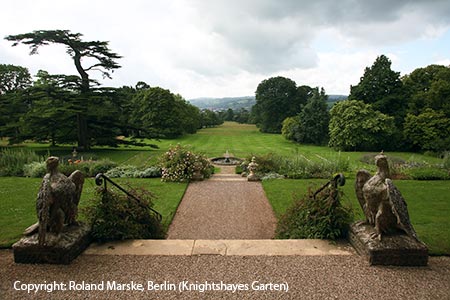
1,0,450,99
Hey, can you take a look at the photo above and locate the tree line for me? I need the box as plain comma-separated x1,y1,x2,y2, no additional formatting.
2,29,448,154
252,55,450,153
0,66,223,147
1,30,223,149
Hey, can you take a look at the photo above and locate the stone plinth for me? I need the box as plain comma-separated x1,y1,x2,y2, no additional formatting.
13,223,91,264
247,174,260,181
349,222,428,266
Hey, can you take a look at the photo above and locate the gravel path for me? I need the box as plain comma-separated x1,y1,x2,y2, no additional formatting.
167,166,277,239
1,250,449,299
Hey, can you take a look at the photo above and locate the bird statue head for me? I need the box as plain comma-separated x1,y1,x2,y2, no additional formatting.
375,151,390,177
46,156,60,173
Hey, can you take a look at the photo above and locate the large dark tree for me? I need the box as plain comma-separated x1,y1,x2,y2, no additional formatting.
0,64,32,94
0,64,32,138
131,87,203,138
5,30,121,149
282,88,329,145
349,55,406,126
254,76,306,133
403,64,450,117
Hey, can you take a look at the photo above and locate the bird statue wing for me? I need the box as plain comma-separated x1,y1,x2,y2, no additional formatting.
386,178,419,241
69,170,84,206
355,170,371,220
36,175,51,245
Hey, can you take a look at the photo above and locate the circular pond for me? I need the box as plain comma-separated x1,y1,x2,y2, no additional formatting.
210,156,243,166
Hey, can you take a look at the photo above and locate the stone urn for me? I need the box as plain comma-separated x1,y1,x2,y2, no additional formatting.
191,161,204,181
247,156,259,181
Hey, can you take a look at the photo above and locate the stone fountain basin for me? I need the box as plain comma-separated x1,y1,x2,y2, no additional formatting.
210,157,243,166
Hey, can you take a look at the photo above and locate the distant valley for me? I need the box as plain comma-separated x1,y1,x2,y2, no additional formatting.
188,95,348,111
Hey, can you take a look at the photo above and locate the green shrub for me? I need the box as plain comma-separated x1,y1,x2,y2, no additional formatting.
88,159,118,176
235,165,243,174
84,185,164,242
261,172,285,180
159,144,213,182
137,166,161,178
242,153,350,179
276,185,353,240
59,161,87,177
360,153,406,166
0,148,42,176
406,167,450,180
105,165,161,178
23,161,46,177
22,158,118,178
105,165,139,177
443,152,450,170
57,159,117,177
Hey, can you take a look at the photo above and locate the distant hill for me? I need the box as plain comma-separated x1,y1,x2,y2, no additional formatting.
188,96,255,111
327,95,348,108
188,95,347,111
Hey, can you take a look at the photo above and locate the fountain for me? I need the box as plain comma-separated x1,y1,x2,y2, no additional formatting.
210,150,243,166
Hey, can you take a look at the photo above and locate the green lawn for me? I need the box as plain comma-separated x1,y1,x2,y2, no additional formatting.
262,179,450,255
0,177,187,248
3,122,442,170
149,122,442,167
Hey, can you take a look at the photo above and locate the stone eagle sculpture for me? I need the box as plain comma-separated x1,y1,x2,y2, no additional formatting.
25,156,84,245
355,152,419,241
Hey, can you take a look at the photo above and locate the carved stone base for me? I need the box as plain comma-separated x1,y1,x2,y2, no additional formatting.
191,172,204,181
247,174,260,181
13,222,91,265
349,222,428,266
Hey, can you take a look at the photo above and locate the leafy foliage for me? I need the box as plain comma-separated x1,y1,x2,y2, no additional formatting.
282,88,329,145
281,116,301,141
131,87,203,138
276,185,353,239
200,109,223,128
403,109,450,152
328,100,396,151
0,64,32,95
444,152,450,170
85,185,164,241
0,148,42,176
5,29,122,149
253,76,310,133
405,167,450,180
5,30,121,88
349,55,406,125
22,161,47,178
241,152,350,179
403,64,450,118
105,165,161,178
11,71,79,145
22,158,117,177
159,144,213,182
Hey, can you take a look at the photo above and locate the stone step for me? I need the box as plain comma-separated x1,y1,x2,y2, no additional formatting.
209,174,246,181
209,177,247,181
84,239,355,256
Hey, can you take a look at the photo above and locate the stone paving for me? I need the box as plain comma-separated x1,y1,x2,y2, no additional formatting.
166,165,277,239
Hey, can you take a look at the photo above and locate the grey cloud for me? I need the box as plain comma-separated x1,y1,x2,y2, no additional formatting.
187,0,450,74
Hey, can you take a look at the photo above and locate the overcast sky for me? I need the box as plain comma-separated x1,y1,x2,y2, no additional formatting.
1,0,450,99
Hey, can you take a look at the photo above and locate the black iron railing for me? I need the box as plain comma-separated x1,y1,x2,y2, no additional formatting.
313,173,346,200
95,173,162,222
